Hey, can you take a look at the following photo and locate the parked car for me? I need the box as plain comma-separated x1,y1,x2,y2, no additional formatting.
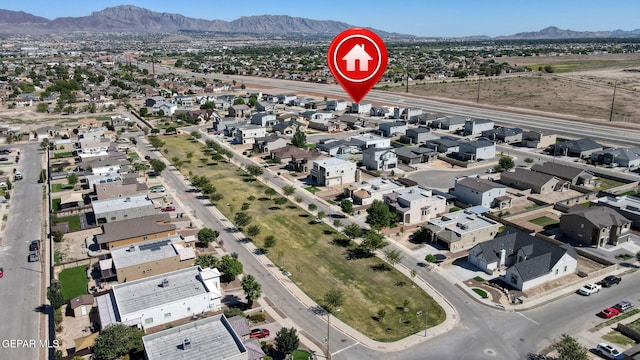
485,168,496,174
28,251,39,263
578,283,601,296
599,307,620,319
150,186,166,193
0,149,11,154
599,275,621,288
0,267,3,278
161,206,176,212
613,300,634,313
596,342,624,360
0,157,8,161
29,240,40,252
249,329,270,339
14,171,23,180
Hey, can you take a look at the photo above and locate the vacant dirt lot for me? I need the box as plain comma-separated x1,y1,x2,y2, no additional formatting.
389,53,640,125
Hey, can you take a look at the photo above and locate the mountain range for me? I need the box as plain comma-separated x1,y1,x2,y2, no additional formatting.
0,5,639,39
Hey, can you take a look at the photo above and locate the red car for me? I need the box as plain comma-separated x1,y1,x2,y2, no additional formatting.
249,329,270,339
161,206,176,212
599,307,620,319
0,267,3,278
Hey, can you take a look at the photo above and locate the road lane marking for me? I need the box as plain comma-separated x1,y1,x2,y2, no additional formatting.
331,341,360,356
517,312,539,325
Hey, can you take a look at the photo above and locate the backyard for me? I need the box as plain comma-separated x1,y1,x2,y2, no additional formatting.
161,135,446,341
58,265,89,300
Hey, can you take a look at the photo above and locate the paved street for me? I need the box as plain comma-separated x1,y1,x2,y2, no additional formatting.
0,142,46,359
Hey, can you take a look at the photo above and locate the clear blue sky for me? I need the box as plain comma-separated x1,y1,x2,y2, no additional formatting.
2,0,639,37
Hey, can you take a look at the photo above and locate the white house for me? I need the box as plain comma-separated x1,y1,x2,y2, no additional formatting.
362,147,397,171
153,102,178,116
378,121,407,137
468,229,578,291
384,186,447,225
250,112,278,128
464,118,494,136
458,139,496,161
235,125,267,144
310,157,357,186
96,266,222,330
92,194,157,224
350,133,390,149
451,176,507,208
344,177,404,206
326,100,348,111
351,102,372,114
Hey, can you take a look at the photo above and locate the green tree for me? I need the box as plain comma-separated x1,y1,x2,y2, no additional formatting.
36,102,48,113
384,249,404,268
139,107,148,117
46,283,65,309
498,156,515,171
553,334,588,360
246,165,264,177
360,230,388,254
165,126,177,134
323,288,344,312
53,230,64,243
316,210,327,222
132,162,149,174
149,159,166,174
343,223,363,239
377,308,386,322
148,136,164,150
194,254,220,269
265,187,277,199
234,212,252,227
219,255,243,283
197,227,219,246
92,324,144,360
366,200,394,229
190,130,202,139
340,199,354,215
291,130,307,148
308,203,317,212
241,274,262,308
40,138,50,151
282,185,296,196
246,225,261,237
274,327,299,356
263,235,276,250
67,173,78,186
524,157,534,164
424,254,437,263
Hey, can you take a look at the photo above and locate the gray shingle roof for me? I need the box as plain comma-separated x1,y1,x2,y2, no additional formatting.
456,177,505,192
500,168,557,188
531,162,591,181
95,213,175,244
566,206,631,228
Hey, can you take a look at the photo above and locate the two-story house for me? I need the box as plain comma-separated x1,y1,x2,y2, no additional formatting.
378,121,408,137
310,158,357,186
384,186,447,225
560,206,632,247
451,176,508,208
362,147,398,171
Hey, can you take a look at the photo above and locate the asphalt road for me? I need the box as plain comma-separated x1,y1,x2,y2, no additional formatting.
0,142,45,359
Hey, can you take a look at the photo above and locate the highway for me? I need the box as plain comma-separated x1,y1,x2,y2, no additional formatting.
0,142,46,359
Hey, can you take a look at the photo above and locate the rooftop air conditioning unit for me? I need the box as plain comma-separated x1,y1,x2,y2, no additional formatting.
161,278,169,288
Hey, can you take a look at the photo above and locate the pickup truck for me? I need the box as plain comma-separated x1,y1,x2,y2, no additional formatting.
599,275,622,288
578,282,601,296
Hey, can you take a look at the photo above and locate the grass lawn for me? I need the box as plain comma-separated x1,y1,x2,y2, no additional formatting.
51,183,74,193
305,186,320,194
52,198,61,211
596,177,626,191
58,265,89,300
291,349,312,360
602,331,635,346
54,152,74,158
472,288,488,299
528,216,559,227
163,135,445,341
56,215,82,231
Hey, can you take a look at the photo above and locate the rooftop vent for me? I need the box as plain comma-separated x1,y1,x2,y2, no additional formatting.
127,245,135,252
182,338,191,350
161,278,169,288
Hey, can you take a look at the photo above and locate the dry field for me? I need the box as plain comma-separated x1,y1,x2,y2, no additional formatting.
389,53,640,124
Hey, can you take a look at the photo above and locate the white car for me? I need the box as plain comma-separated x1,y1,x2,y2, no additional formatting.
578,282,601,296
596,343,624,360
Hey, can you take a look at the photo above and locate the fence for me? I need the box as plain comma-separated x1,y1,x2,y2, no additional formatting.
554,192,599,212
618,323,640,342
54,258,93,271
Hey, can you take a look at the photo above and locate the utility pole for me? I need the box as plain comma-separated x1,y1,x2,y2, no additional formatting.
425,301,428,337
326,313,331,360
405,67,409,93
609,80,618,122
476,80,481,103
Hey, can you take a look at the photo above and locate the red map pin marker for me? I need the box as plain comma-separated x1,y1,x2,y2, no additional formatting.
327,28,388,104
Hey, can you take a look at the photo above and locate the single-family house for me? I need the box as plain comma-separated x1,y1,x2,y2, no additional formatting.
101,235,196,283
362,147,398,171
378,121,407,137
590,147,640,168
464,119,494,136
250,112,278,128
434,116,467,132
370,106,391,118
481,127,523,144
350,133,390,149
229,104,250,118
315,139,361,156
468,229,578,291
591,196,640,229
94,213,177,250
530,162,594,186
96,266,221,330
344,177,404,206
451,176,508,208
424,136,461,153
549,138,603,158
153,103,178,116
403,127,435,144
272,120,306,136
337,115,367,129
256,101,276,112
310,157,357,186
458,139,496,161
394,146,438,165
235,125,267,145
252,135,288,153
110,116,130,130
351,102,372,114
86,171,123,189
270,146,323,173
277,94,297,105
394,108,423,120
384,186,447,225
174,95,194,107
325,100,348,111
522,130,557,149
92,194,157,224
500,168,568,194
142,315,250,360
424,209,501,253
78,118,99,130
560,206,632,247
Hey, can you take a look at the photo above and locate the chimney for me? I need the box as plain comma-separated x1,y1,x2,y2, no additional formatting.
499,246,506,268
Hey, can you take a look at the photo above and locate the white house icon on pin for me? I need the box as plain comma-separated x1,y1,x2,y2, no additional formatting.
342,44,373,72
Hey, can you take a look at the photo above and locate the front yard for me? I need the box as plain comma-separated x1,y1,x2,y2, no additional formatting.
162,135,446,341
58,265,89,300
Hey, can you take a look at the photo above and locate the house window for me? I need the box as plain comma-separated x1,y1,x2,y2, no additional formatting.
164,313,171,319
555,269,559,275
143,236,148,240
510,274,518,284
564,266,567,272
145,318,153,325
